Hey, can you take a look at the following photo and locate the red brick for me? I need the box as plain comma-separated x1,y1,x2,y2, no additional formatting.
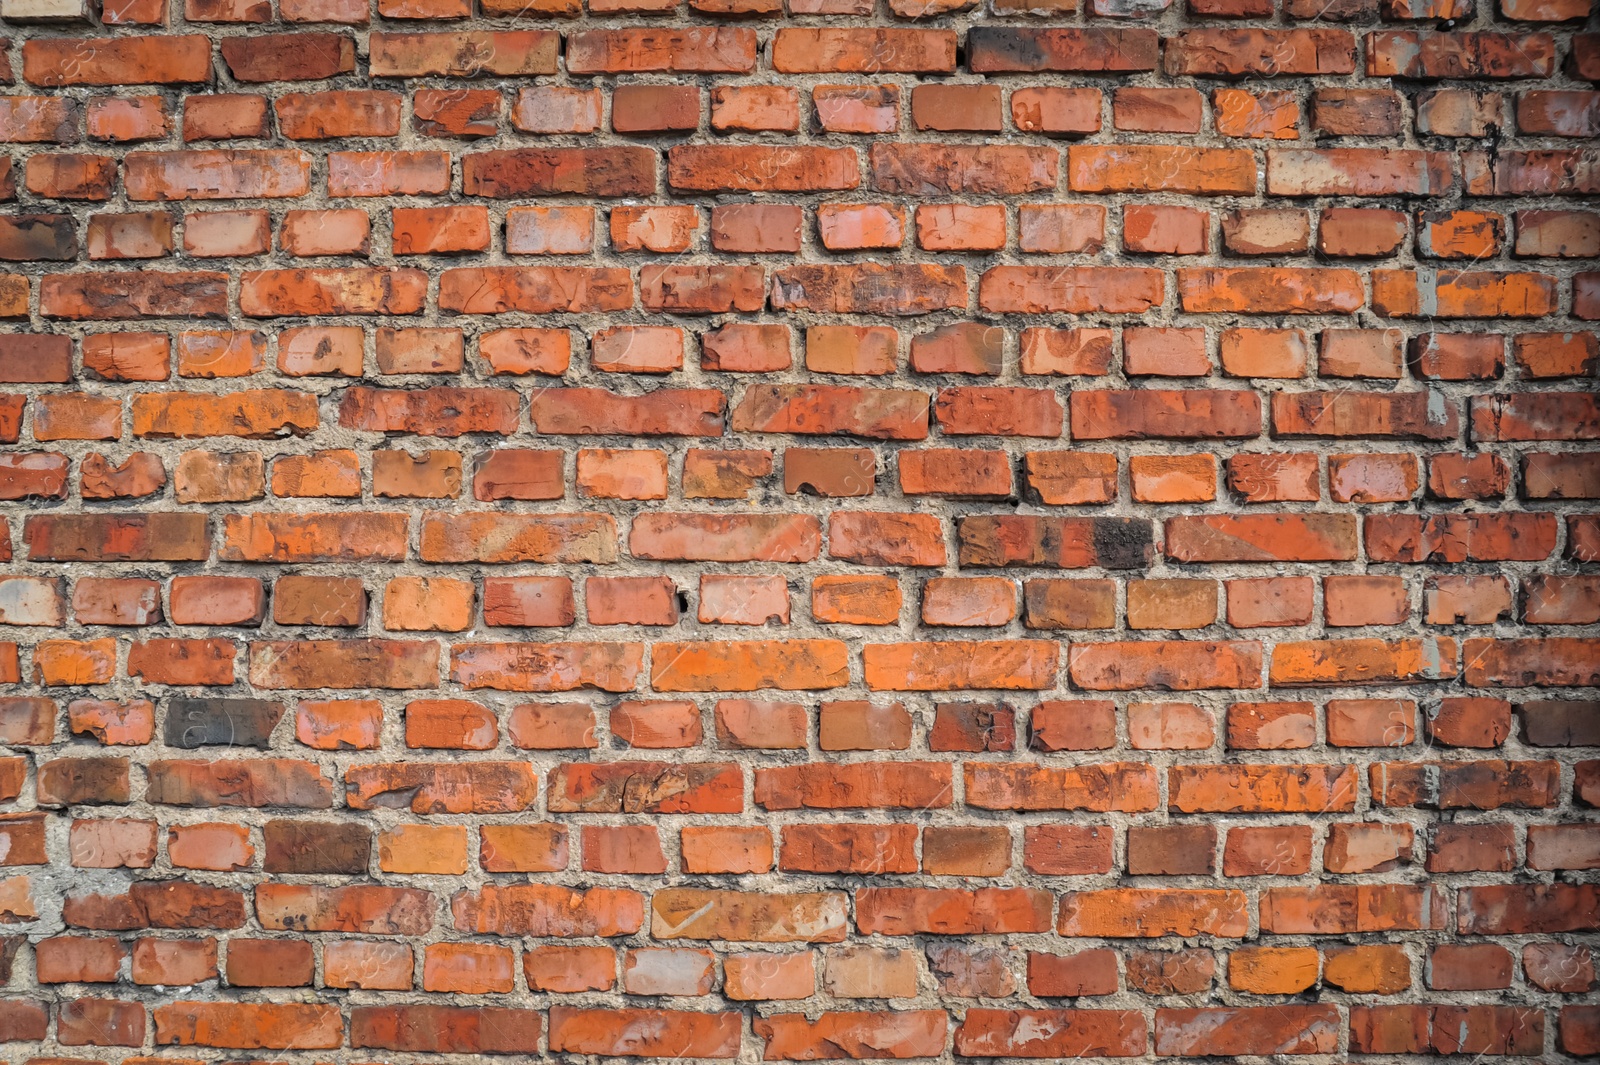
351,1004,542,1053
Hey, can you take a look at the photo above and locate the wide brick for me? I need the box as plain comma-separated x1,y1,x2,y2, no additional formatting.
146,758,331,808
1058,889,1250,938
352,1005,543,1053
126,149,311,200
864,641,1058,690
1069,146,1255,195
548,761,736,813
772,28,953,72
1072,390,1261,439
450,642,641,692
550,1008,739,1058
217,32,354,81
966,763,1159,812
240,267,426,316
670,145,858,193
247,639,439,689
760,1012,947,1060
1260,884,1448,933
757,763,952,810
568,28,755,72
731,385,928,440
464,147,653,198
439,266,632,314
1353,1005,1546,1056
1368,30,1556,78
651,889,845,943
857,888,1052,935
1069,641,1263,690
1169,764,1357,812
219,513,405,561
980,267,1162,314
871,144,1057,196
1166,29,1355,76
154,1002,340,1049
371,30,556,76
772,263,965,316
25,37,212,86
652,640,847,692
1165,514,1359,562
348,762,536,812
26,513,208,561
968,28,1159,72
1155,1006,1339,1057
43,271,227,319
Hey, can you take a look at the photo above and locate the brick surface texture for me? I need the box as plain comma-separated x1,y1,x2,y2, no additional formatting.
0,0,1596,1059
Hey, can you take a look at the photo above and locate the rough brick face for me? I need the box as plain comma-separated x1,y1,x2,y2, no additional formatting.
0,2,1595,1063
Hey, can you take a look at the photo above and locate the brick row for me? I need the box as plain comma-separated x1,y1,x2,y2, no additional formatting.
0,997,1595,1057
3,570,1599,628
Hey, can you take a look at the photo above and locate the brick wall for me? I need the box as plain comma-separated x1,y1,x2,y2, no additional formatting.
0,0,1597,1060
